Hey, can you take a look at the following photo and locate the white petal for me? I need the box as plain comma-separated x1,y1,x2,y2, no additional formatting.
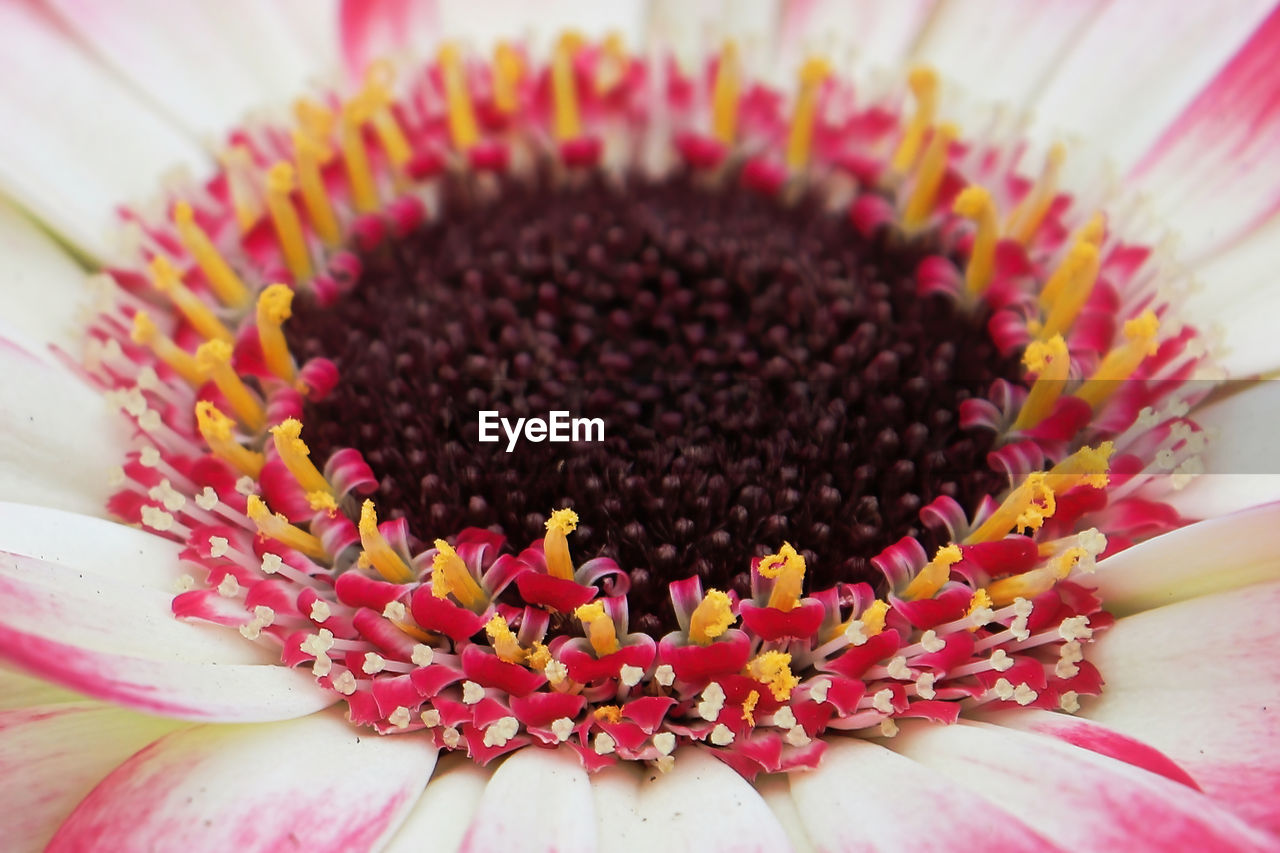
790,737,1055,851
0,200,91,357
383,754,490,853
1089,504,1280,616
888,719,1277,851
781,0,936,74
0,701,187,851
458,748,596,851
1186,219,1280,378
0,2,204,259
0,341,129,517
753,774,816,853
441,0,646,56
47,710,437,852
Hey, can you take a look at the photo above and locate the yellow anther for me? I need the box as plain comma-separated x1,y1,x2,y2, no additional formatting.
747,650,798,701
574,600,620,657
594,32,628,95
219,144,265,233
362,60,413,169
270,418,332,496
1040,215,1106,308
430,538,487,609
439,43,481,150
131,310,203,386
265,163,313,283
357,500,416,584
306,491,338,515
149,256,233,344
1076,311,1161,409
340,98,379,214
194,401,264,478
859,599,889,637
544,508,579,582
965,473,1056,543
901,544,963,600
196,340,266,432
256,284,297,383
891,67,939,174
292,131,342,248
246,494,328,559
987,547,1083,606
172,202,250,308
758,542,806,611
1047,442,1115,493
785,56,832,171
594,704,623,724
1038,242,1100,341
551,32,584,142
1013,335,1071,431
711,40,741,146
688,589,735,645
741,690,759,727
485,613,528,664
967,587,993,620
953,186,999,296
526,642,553,673
492,41,523,115
1007,142,1066,245
902,122,958,230
294,99,336,161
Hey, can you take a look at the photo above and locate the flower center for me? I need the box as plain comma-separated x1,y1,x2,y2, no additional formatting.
286,165,1020,634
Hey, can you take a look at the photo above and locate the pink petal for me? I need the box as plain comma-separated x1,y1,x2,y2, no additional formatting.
47,710,437,852
456,748,595,852
339,0,441,80
383,755,490,853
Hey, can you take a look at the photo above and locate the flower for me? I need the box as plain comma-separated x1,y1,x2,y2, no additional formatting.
2,0,1280,850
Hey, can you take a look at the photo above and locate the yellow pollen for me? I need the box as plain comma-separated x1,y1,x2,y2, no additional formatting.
965,472,1056,543
526,642,552,673
551,32,584,142
891,67,939,174
195,340,265,432
860,599,889,637
130,310,203,386
543,508,579,582
1047,442,1115,492
953,185,999,296
574,601,620,657
492,41,523,115
1013,335,1071,431
361,61,413,170
256,284,297,383
356,500,415,584
294,99,336,158
711,40,741,145
741,690,759,727
172,202,250,308
292,131,342,248
220,144,265,233
149,256,233,344
485,614,528,664
785,56,832,171
594,704,623,724
245,494,328,559
307,491,338,515
340,98,379,214
1037,242,1100,341
439,43,481,151
688,589,735,645
194,401,263,477
1076,311,1161,408
967,587,993,619
901,544,963,600
431,538,487,609
988,547,1084,606
1007,142,1066,245
758,542,806,611
270,419,332,496
747,650,799,701
902,122,958,231
265,162,313,283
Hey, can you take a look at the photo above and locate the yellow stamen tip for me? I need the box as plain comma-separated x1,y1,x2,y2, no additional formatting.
131,311,157,345
196,400,233,442
689,589,735,645
546,508,579,536
953,185,992,218
759,542,806,611
195,339,233,371
307,491,338,514
747,650,799,701
594,705,623,724
485,613,528,664
574,600,619,657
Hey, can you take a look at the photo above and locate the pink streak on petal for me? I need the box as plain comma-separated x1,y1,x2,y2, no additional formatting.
338,0,440,81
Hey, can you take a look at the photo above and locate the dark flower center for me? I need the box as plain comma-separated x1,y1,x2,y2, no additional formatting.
287,166,1022,634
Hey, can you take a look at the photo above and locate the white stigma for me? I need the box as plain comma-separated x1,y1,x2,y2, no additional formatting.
207,536,229,558
484,716,520,748
362,653,387,674
653,732,676,755
919,630,945,653
709,724,735,746
310,600,332,622
382,600,407,621
809,678,831,703
411,644,435,666
872,688,895,714
461,681,485,705
879,718,899,738
844,619,869,646
260,553,283,574
420,709,441,727
886,656,911,680
1059,615,1094,642
785,725,811,747
773,706,797,729
619,665,644,687
654,664,675,687
551,717,575,743
915,671,937,700
1013,683,1038,706
697,682,726,721
195,486,220,510
388,706,412,729
1060,691,1081,713
332,671,358,695
217,574,241,598
988,648,1014,672
594,731,617,755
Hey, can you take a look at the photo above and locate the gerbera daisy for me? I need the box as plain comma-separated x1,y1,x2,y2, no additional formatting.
2,1,1279,850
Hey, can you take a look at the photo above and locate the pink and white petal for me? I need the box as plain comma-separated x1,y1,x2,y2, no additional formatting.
649,0,783,74
887,720,1278,851
753,775,816,853
1028,0,1273,173
0,664,84,711
0,201,91,357
789,737,1059,852
457,747,596,852
383,754,491,853
0,701,187,852
46,710,437,852
338,0,443,80
0,342,129,517
779,0,938,75
441,0,646,55
1088,504,1280,616
0,3,204,259
1131,6,1280,264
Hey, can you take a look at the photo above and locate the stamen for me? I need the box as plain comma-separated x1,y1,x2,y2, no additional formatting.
1037,242,1100,340
430,538,486,609
257,284,298,382
220,144,265,232
361,61,413,171
172,202,250,307
543,508,579,581
900,544,962,600
747,650,798,701
987,545,1083,606
1006,142,1066,244
292,130,342,248
902,123,958,231
1012,335,1070,431
485,614,528,664
194,401,264,477
758,542,806,611
195,340,266,431
1046,443,1114,492
131,310,203,385
785,57,832,171
439,43,481,151
340,99,379,214
246,494,328,559
270,419,332,495
149,256,233,343
890,67,939,174
574,601,620,657
265,163,314,282
1076,311,1161,408
551,33,584,142
711,40,741,146
492,41,522,115
953,185,998,295
358,500,416,584
688,589,735,645
965,472,1055,543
